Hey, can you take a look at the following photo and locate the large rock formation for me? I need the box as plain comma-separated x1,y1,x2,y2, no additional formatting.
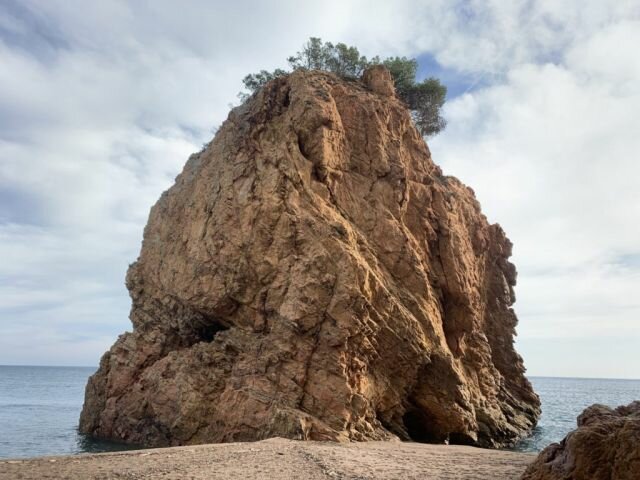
80,67,540,448
522,402,640,480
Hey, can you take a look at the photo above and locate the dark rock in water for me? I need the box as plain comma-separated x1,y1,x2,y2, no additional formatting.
80,66,540,448
522,401,640,480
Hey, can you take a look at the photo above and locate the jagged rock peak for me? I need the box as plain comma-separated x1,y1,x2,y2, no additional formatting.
362,65,396,96
80,66,540,448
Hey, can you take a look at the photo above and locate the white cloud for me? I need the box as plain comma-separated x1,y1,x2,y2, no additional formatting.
431,13,640,377
0,1,638,377
0,0,353,367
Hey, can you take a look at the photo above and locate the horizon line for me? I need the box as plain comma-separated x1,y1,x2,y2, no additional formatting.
0,364,638,382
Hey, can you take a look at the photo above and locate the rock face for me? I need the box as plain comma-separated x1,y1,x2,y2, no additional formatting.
80,67,540,448
522,402,640,480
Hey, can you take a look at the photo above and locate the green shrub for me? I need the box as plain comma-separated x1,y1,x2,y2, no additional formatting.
241,38,447,137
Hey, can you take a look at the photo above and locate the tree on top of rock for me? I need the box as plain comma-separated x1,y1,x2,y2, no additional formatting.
240,37,447,137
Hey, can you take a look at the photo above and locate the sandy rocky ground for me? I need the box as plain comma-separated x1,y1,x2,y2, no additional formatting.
0,438,534,480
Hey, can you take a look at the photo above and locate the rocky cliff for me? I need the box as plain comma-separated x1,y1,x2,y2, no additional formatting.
80,66,540,448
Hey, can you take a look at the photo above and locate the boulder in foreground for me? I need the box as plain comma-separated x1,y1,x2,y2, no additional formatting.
80,67,540,448
522,401,640,480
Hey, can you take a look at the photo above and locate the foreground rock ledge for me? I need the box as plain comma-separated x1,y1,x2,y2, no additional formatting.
522,401,640,480
80,67,540,448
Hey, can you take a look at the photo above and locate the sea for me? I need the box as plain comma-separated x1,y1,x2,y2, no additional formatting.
0,365,638,459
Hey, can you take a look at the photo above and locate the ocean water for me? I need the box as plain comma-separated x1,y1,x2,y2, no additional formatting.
0,366,638,459
0,366,139,459
513,376,640,452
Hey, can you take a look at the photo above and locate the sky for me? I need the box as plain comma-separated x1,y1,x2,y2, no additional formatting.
0,0,639,379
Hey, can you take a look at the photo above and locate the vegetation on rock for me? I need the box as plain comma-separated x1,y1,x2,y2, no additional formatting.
241,37,447,136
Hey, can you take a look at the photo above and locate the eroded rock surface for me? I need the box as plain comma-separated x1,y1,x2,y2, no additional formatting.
80,67,540,448
522,402,640,480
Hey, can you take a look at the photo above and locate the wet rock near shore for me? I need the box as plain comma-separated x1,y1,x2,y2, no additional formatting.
522,401,640,480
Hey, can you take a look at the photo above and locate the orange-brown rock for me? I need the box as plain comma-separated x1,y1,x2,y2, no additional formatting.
80,67,540,448
522,402,640,480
